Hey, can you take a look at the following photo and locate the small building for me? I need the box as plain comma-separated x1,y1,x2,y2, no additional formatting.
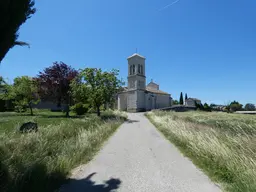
185,98,201,107
118,53,172,112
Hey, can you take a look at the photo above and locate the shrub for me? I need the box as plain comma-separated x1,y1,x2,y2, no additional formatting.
0,99,6,112
71,103,88,115
14,105,27,113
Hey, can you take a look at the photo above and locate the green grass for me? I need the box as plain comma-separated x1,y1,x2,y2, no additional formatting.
0,109,127,192
146,111,256,192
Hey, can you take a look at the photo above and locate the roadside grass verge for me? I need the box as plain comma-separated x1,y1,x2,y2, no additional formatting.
146,111,256,192
0,110,127,192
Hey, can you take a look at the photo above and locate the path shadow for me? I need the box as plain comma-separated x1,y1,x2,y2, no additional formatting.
61,172,121,192
100,114,127,121
1,159,121,192
126,119,140,124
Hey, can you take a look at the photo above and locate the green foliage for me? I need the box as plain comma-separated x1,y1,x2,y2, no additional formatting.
229,101,243,112
70,77,88,103
71,102,89,115
172,100,179,105
244,103,255,111
194,101,201,109
203,103,211,112
14,100,28,113
11,76,39,115
75,68,123,116
179,92,184,105
0,0,36,62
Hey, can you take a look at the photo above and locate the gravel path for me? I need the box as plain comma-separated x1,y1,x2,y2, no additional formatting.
60,113,221,192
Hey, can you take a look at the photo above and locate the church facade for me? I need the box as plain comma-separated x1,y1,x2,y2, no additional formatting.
118,53,172,112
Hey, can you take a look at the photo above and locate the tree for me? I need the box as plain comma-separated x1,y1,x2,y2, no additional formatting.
185,93,188,100
0,0,36,63
37,62,78,117
101,69,124,109
77,68,122,116
203,103,211,112
229,100,243,112
179,92,184,105
70,76,88,104
0,76,7,92
244,103,256,111
11,76,39,115
0,77,8,111
210,103,217,108
172,100,179,105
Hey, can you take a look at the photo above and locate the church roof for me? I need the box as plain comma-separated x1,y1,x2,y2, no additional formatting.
147,81,159,86
146,88,170,95
127,53,146,60
186,98,201,101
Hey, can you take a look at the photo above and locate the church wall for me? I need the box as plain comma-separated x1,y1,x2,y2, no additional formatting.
155,94,170,109
145,93,155,111
127,91,137,112
136,90,146,111
118,93,127,111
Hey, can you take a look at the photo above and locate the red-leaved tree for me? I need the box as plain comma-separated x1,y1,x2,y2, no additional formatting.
37,62,78,116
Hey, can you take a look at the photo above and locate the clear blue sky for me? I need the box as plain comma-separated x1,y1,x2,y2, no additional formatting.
1,0,256,105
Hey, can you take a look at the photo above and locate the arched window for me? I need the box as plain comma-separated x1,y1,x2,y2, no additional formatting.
138,64,141,74
130,65,132,75
132,65,135,74
141,65,143,75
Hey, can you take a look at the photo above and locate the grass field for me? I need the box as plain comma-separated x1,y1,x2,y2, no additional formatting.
0,109,127,192
146,111,256,192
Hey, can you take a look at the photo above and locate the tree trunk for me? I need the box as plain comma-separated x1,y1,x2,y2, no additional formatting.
65,95,70,117
29,103,33,116
57,97,61,108
96,106,101,116
65,105,70,117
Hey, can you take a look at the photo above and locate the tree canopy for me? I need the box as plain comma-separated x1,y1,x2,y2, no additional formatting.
0,0,36,63
73,68,122,116
229,100,243,112
172,100,179,105
244,103,256,111
12,76,39,115
37,62,78,116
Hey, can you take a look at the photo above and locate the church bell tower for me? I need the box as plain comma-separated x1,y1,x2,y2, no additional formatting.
127,53,146,90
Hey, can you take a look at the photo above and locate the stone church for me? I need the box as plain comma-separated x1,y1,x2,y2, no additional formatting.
118,53,172,112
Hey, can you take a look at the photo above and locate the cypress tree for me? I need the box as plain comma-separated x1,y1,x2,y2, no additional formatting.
185,93,188,100
179,92,184,105
0,0,36,63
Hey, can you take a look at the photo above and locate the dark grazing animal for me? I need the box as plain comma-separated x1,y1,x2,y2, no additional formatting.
19,122,38,133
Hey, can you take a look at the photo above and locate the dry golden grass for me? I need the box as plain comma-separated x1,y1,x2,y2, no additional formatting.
147,111,256,192
0,110,127,192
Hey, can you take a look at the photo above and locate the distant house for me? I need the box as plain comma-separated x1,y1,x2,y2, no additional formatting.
185,98,201,107
211,105,226,111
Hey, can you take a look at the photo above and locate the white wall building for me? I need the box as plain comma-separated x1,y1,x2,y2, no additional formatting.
185,98,202,107
118,53,172,112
